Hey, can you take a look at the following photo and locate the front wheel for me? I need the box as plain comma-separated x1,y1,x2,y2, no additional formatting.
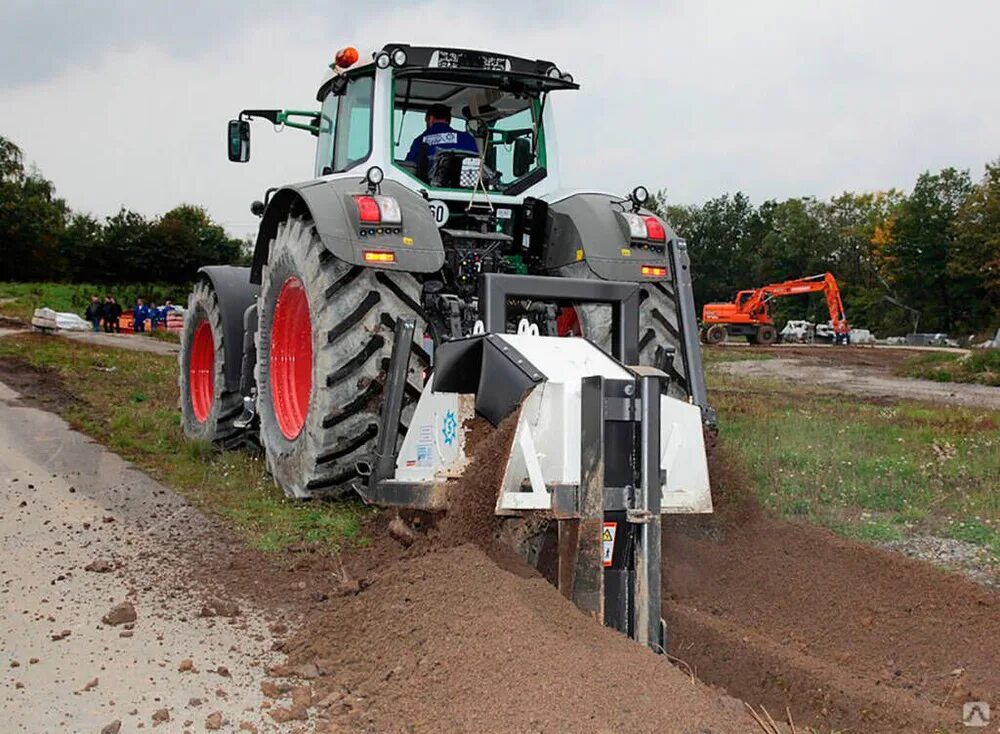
704,324,727,345
179,280,243,446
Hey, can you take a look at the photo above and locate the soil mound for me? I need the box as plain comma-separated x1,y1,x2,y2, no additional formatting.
666,517,1000,732
284,544,751,733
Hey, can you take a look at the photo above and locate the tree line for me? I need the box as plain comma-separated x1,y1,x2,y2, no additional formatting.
0,135,247,285
653,161,1000,336
2,133,997,336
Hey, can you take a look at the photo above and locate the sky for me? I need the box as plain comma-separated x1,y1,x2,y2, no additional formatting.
2,0,998,239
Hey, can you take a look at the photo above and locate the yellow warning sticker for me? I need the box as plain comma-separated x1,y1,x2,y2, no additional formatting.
575,248,584,261
402,236,414,245
620,248,631,257
602,522,617,567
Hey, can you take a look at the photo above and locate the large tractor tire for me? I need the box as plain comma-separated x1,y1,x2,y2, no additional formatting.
256,216,427,499
553,263,689,401
179,280,244,447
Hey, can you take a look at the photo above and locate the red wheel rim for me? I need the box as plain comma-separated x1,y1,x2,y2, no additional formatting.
556,306,582,337
270,276,312,440
189,320,215,423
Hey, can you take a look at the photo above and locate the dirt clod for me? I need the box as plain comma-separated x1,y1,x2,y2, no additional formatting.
199,599,240,618
204,712,223,730
178,659,194,672
100,722,122,734
151,708,169,725
102,601,136,626
85,559,114,573
387,515,416,547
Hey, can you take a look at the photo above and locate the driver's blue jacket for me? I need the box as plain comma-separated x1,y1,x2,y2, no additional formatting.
405,122,478,163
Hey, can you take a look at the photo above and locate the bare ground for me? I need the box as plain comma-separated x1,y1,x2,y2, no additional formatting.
712,345,1000,409
2,343,998,733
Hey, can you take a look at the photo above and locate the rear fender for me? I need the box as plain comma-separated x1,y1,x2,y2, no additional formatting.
250,178,444,283
543,192,677,281
196,266,259,392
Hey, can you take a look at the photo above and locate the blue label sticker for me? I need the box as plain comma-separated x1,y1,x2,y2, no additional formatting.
441,409,458,446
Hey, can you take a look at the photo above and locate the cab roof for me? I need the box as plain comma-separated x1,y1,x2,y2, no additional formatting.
316,43,578,101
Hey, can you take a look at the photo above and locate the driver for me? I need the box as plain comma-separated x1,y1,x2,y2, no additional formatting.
405,103,478,164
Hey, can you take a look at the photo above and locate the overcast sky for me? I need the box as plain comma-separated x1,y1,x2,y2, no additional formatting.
2,0,998,238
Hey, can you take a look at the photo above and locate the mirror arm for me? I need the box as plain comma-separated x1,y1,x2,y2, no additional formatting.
239,109,320,134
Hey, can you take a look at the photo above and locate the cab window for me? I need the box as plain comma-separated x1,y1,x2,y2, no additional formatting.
391,78,544,190
314,74,374,176
334,75,374,171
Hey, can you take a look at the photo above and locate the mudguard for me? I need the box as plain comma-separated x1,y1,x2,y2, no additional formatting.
196,266,259,392
250,178,445,283
543,192,677,281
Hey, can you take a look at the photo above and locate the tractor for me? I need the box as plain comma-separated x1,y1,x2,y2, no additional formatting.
180,44,713,649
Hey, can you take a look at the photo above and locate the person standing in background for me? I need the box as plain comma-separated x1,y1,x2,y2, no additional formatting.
148,302,160,331
133,298,149,333
84,296,102,332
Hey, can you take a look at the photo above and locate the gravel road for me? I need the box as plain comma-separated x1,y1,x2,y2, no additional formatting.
0,379,277,732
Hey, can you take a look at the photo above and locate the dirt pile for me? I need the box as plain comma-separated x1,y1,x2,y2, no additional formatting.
257,415,754,732
282,544,750,732
665,518,1000,732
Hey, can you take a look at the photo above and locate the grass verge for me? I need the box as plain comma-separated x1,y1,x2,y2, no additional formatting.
895,349,1000,386
709,369,1000,562
0,332,366,552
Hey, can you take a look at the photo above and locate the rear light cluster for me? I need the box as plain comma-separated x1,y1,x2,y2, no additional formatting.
641,265,667,278
622,213,666,242
363,251,395,263
353,195,402,224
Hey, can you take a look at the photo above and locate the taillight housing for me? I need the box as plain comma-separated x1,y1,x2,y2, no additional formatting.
641,265,667,278
621,212,667,242
353,195,402,225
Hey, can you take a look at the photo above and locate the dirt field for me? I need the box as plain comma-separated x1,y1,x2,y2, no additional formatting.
3,335,998,732
711,344,1000,409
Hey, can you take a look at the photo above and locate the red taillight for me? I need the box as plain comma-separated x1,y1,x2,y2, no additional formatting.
354,195,380,223
641,265,667,278
644,216,666,242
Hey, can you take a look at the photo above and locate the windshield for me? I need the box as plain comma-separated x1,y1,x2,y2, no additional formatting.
392,76,544,190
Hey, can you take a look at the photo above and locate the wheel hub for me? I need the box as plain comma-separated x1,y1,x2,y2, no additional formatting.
270,276,313,440
189,320,215,423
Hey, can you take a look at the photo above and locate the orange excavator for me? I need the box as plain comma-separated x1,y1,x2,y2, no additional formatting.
701,272,850,345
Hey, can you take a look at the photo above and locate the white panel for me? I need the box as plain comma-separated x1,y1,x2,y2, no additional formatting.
660,396,713,513
494,334,631,382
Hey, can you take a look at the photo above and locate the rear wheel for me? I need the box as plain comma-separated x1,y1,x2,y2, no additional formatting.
256,216,427,499
179,280,243,446
756,325,778,346
553,262,690,400
704,324,727,345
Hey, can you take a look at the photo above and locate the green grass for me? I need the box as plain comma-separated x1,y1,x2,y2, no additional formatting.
0,332,366,552
896,348,1000,386
701,346,776,365
0,282,189,323
709,370,1000,561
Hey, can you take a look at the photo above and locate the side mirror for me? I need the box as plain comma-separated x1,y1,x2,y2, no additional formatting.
228,119,250,162
513,137,533,177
